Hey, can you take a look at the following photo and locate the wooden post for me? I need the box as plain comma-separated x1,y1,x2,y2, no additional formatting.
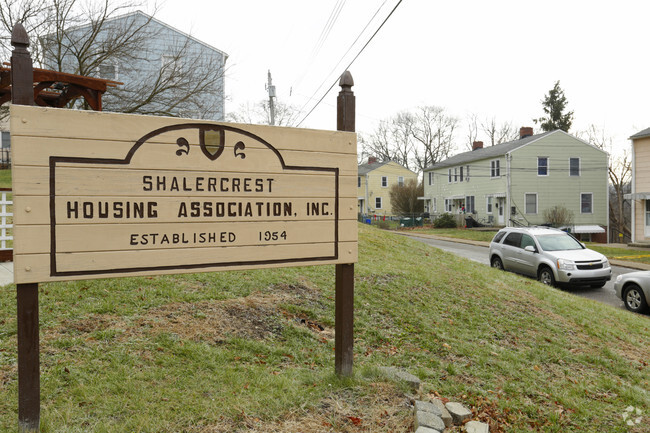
335,71,355,377
11,22,40,433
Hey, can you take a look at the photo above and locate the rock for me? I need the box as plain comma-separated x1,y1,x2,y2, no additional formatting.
415,427,441,433
465,420,490,433
378,366,421,391
414,400,442,417
431,398,453,427
445,401,472,424
415,410,445,432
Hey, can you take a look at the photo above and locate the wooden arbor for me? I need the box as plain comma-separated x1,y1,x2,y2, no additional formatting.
1,24,120,111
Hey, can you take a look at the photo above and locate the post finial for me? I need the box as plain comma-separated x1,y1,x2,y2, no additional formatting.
11,22,29,48
339,71,354,90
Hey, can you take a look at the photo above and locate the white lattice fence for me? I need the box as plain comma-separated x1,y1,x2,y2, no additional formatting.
0,190,12,251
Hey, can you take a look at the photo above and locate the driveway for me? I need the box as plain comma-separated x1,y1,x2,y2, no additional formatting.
401,232,650,311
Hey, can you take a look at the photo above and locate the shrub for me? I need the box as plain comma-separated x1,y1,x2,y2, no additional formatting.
377,220,390,230
433,213,457,228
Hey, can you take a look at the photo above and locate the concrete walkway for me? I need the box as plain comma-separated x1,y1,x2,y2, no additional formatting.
400,232,650,271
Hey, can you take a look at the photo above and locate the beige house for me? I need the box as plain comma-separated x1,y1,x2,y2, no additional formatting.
626,127,650,243
358,157,417,217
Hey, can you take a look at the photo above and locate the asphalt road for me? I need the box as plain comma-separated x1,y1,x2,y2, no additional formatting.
405,234,631,310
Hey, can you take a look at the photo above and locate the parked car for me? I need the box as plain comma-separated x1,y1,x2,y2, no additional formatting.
614,271,650,313
489,227,611,288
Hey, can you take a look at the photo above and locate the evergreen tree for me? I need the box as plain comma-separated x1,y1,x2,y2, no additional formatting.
534,81,574,132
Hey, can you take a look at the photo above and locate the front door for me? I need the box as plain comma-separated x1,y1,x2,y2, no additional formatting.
497,198,505,225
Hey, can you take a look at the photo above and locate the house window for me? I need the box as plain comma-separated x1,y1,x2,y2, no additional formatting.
459,166,464,182
428,172,434,185
98,63,118,80
570,158,580,176
381,176,387,187
398,176,404,186
525,193,537,214
454,167,458,182
466,165,470,181
465,195,475,213
161,55,182,79
486,197,493,214
444,199,452,213
581,193,593,214
432,198,437,212
646,201,650,227
375,197,383,209
358,176,361,187
491,160,500,177
448,169,452,183
1,131,9,149
538,157,548,176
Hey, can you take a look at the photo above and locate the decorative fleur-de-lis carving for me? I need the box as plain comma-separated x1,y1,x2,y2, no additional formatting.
234,141,246,159
175,137,190,156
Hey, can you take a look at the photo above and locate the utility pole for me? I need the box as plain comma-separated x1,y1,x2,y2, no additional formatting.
266,70,276,126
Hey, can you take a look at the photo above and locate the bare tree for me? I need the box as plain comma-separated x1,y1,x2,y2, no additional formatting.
480,117,518,146
1,0,227,119
580,124,632,241
543,205,574,227
465,113,478,151
362,106,457,173
360,114,413,169
227,100,300,126
389,178,424,216
0,0,51,61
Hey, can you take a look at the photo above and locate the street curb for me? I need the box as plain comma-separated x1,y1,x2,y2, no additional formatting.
398,232,650,271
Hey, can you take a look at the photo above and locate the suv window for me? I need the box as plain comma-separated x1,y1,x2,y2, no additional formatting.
503,232,522,247
536,233,584,251
492,231,506,243
521,234,536,250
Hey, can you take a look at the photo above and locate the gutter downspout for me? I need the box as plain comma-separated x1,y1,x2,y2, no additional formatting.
506,152,512,227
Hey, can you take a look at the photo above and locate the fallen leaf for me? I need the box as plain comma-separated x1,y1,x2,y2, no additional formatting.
347,416,362,426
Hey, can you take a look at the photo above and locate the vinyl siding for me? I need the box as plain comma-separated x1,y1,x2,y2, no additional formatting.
509,133,608,226
632,136,650,241
358,162,417,216
423,156,507,217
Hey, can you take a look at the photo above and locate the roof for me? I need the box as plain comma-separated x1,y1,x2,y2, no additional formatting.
629,127,650,140
358,160,389,175
50,10,228,60
424,131,555,171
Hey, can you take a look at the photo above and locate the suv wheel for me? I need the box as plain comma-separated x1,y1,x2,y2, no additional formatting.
623,284,648,313
538,266,555,287
491,256,503,270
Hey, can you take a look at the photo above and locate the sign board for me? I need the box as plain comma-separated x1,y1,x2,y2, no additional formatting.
11,105,358,283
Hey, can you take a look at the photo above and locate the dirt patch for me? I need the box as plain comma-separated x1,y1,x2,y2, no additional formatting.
45,283,330,345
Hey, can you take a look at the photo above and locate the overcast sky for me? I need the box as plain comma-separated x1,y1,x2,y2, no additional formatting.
156,0,650,155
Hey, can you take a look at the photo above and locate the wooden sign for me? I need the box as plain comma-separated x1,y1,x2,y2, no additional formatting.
11,105,358,283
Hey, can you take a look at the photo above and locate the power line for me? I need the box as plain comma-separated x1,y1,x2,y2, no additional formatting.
297,0,389,116
293,0,347,92
296,0,404,127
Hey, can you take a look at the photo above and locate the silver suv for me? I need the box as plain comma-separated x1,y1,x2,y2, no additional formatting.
489,227,611,287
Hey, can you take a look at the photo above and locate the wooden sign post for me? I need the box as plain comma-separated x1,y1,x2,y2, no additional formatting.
9,23,357,431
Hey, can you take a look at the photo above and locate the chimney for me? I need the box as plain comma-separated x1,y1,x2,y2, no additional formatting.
367,156,378,164
520,127,534,139
472,141,483,151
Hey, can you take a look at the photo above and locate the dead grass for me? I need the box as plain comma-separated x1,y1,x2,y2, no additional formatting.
185,383,412,433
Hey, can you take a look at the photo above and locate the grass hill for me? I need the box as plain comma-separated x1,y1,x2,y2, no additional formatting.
1,224,648,432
